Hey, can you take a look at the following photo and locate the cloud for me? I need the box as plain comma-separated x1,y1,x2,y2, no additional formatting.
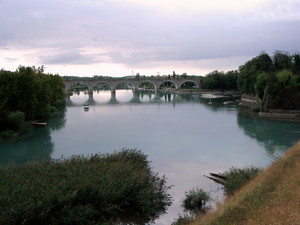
40,51,101,65
5,57,18,62
0,0,300,76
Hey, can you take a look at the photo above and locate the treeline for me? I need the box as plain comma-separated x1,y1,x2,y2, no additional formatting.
238,51,300,110
201,70,238,90
0,66,66,139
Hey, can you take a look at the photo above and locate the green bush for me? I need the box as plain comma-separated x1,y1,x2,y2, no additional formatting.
0,129,17,140
18,121,33,134
7,111,25,130
182,188,211,214
171,214,194,225
223,167,260,195
0,149,172,225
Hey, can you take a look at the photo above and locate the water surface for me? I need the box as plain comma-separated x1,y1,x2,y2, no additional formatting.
1,90,299,224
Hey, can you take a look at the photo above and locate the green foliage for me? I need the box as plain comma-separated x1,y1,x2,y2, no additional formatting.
0,129,18,140
7,111,25,130
273,50,292,70
201,70,238,90
171,214,194,225
238,53,273,95
182,188,211,214
172,188,210,225
237,51,300,110
0,66,66,120
292,53,300,74
223,167,260,196
0,149,172,225
254,72,267,99
0,111,32,140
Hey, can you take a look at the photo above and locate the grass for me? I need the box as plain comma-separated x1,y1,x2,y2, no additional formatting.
190,140,300,225
223,167,260,196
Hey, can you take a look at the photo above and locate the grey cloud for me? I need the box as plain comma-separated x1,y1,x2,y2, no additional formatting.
40,51,101,65
5,57,18,62
1,0,300,68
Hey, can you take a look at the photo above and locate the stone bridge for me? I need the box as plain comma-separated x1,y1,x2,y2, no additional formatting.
64,77,201,92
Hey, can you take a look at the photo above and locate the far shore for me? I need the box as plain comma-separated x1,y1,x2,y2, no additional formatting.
172,89,300,122
173,89,241,95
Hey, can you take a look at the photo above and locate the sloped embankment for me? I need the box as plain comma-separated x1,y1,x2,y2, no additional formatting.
191,141,300,225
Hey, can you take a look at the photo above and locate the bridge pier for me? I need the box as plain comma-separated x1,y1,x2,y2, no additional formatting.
87,90,95,104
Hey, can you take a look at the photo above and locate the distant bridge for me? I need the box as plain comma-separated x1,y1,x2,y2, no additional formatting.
64,77,201,92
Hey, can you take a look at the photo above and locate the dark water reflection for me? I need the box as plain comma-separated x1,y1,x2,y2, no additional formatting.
237,113,300,157
0,90,299,224
0,111,66,166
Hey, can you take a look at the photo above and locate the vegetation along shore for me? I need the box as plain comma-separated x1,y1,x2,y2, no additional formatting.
0,150,172,225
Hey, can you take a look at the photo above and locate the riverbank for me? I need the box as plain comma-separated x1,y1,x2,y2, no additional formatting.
174,89,241,95
189,140,300,225
239,94,300,122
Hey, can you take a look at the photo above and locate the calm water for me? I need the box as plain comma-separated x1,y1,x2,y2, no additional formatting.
1,90,300,224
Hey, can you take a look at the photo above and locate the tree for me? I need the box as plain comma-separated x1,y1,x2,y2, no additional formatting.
292,53,300,74
0,66,66,121
254,72,267,99
256,52,274,72
225,70,238,89
273,50,292,71
135,73,140,79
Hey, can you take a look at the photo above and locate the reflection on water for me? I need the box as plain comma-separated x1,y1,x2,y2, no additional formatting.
0,91,299,225
0,110,67,166
93,90,111,103
0,128,54,165
237,113,300,158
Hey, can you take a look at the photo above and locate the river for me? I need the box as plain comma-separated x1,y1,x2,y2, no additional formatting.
0,90,300,225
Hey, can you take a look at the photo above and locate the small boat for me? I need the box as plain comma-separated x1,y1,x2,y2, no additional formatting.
84,103,89,111
31,122,47,127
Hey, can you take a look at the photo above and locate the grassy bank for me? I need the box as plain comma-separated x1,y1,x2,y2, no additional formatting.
190,141,300,225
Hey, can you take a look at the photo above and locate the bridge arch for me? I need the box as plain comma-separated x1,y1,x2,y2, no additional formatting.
113,80,136,90
178,80,199,89
91,81,112,90
137,80,157,90
66,81,92,91
158,80,178,89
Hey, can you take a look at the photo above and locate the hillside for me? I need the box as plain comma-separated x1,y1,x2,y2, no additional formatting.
191,141,300,225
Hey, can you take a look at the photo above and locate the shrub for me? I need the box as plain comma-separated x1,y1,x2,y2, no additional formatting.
0,149,172,225
182,188,211,214
18,121,32,134
171,214,194,225
0,129,17,140
7,111,25,131
223,167,260,195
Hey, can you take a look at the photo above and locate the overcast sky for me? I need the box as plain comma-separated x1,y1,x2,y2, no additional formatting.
1,0,300,77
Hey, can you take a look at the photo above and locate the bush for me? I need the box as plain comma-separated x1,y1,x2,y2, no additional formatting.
7,111,25,129
0,129,17,140
223,167,260,195
19,121,33,134
182,188,211,214
0,111,32,140
171,214,194,225
0,149,172,225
